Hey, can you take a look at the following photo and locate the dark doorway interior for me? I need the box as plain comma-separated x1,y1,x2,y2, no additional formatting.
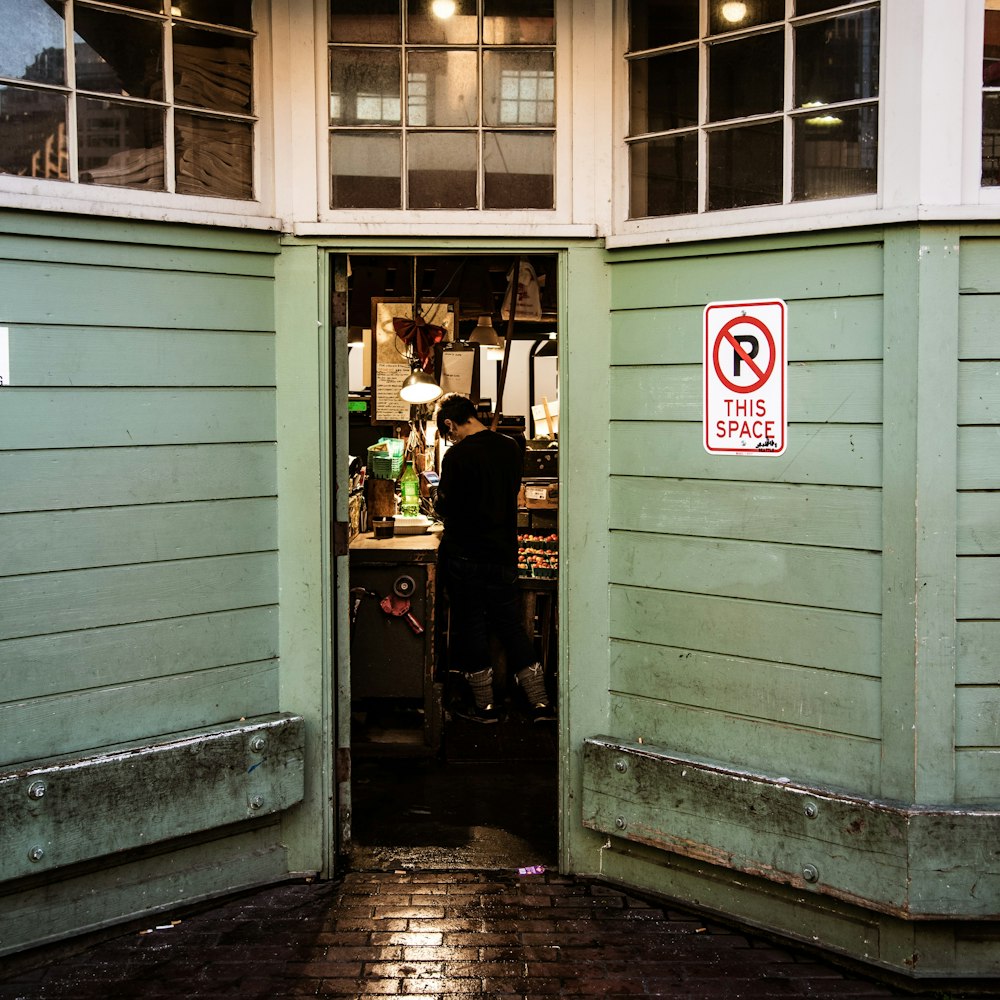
342,249,560,875
349,717,558,872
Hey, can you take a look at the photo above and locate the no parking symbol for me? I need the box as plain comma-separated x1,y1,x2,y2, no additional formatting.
704,299,786,455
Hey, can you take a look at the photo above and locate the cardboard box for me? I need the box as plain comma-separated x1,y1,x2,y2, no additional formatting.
520,479,558,510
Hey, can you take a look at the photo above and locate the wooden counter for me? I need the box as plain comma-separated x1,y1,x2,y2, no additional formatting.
349,526,441,561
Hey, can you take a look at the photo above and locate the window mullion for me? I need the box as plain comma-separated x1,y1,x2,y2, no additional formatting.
698,14,708,213
401,44,408,209
66,0,79,183
783,11,794,204
164,14,175,193
478,0,484,211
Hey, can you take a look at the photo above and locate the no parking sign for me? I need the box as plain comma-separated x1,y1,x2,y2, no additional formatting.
704,299,786,455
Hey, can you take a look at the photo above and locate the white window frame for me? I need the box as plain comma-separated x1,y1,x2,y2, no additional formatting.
963,0,1000,205
611,0,888,247
311,0,590,236
0,0,278,230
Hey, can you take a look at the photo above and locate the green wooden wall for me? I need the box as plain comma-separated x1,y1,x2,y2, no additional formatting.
607,232,885,796
590,224,1000,977
0,211,291,952
956,236,1000,803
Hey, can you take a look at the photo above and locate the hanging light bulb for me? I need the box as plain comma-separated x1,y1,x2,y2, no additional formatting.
721,1,747,23
399,366,443,404
468,315,500,346
432,0,456,18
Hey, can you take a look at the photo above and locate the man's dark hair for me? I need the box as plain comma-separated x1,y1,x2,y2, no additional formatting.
435,392,477,437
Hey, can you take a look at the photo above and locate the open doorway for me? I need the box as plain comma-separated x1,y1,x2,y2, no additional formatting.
337,251,560,872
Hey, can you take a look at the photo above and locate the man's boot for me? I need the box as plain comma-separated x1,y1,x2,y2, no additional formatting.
515,663,556,723
456,667,499,724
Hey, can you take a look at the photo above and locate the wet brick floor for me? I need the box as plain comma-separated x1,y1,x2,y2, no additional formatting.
0,870,915,1000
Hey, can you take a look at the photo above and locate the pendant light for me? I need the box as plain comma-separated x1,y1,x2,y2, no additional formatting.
397,257,443,404
468,315,500,346
399,365,443,404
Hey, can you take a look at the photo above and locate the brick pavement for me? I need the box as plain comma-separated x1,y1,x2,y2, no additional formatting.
0,870,912,1000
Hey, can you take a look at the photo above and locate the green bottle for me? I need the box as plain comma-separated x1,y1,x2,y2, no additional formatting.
400,461,420,517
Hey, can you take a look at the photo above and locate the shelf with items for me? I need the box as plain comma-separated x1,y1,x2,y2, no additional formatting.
518,531,558,580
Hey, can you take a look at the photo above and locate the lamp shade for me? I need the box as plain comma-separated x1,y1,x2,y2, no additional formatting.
399,367,443,404
468,315,500,346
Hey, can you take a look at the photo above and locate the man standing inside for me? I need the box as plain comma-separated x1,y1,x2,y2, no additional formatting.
434,393,555,724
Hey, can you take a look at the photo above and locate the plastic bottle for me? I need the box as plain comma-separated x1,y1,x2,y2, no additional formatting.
399,461,420,518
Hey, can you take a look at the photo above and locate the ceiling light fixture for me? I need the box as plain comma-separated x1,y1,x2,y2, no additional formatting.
468,315,500,346
432,0,456,18
721,2,747,23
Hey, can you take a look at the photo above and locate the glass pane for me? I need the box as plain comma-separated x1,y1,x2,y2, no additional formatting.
112,0,164,11
629,0,698,51
796,0,850,15
629,48,697,135
0,0,67,84
78,97,164,189
483,50,553,126
709,0,784,35
0,84,67,179
407,0,477,44
709,31,783,121
406,49,477,126
984,93,1000,187
330,48,400,125
173,26,252,113
330,0,400,43
795,11,879,108
484,131,553,208
484,0,554,45
175,1,253,29
708,121,782,209
407,130,476,208
794,105,877,200
331,130,401,207
73,8,163,100
985,9,1000,85
629,133,697,217
175,111,251,198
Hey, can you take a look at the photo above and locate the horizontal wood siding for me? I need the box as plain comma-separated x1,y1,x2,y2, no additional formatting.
956,241,1000,799
608,236,883,793
0,217,279,772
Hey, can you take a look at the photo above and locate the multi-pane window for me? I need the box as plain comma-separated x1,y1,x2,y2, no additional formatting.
627,0,880,219
985,0,1000,186
328,0,556,211
0,0,256,200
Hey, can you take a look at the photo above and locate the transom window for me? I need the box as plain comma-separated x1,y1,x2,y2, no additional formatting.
627,0,880,219
328,0,556,211
0,0,256,200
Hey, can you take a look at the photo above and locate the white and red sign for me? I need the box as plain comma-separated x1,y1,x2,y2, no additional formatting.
703,299,786,455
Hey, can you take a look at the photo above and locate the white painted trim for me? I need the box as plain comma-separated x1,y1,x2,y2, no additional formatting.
605,200,1000,248
880,0,923,209
292,221,598,237
0,184,282,230
964,0,991,202
917,0,967,206
270,0,321,224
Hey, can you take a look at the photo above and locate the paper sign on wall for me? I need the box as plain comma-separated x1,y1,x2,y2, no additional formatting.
703,300,786,455
0,327,9,387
